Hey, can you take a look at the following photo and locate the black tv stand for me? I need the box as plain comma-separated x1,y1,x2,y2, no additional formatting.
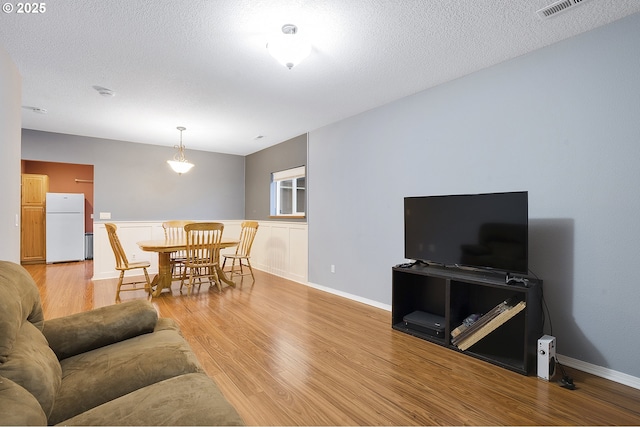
392,263,542,375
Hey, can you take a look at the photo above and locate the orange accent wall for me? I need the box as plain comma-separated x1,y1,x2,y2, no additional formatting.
23,160,94,233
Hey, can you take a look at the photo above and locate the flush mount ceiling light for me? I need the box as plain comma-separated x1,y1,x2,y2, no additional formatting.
167,126,195,174
266,24,311,69
22,106,48,114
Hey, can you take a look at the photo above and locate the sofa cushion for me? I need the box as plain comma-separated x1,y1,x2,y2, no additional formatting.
58,373,244,426
0,261,44,363
0,375,47,426
0,321,61,417
43,299,158,360
48,328,204,425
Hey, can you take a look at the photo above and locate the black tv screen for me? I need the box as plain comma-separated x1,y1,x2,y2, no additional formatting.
404,191,528,275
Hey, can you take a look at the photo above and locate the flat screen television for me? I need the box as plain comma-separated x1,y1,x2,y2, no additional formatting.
404,191,528,275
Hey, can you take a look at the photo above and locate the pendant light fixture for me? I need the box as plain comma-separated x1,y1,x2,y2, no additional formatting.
267,24,311,69
167,126,194,174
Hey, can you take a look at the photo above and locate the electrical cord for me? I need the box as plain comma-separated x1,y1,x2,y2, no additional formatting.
529,268,576,390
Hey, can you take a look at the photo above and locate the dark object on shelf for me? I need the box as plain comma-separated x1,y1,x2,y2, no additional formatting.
403,311,445,338
451,313,481,338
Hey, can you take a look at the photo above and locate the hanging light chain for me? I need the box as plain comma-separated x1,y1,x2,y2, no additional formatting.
167,126,194,174
174,126,188,162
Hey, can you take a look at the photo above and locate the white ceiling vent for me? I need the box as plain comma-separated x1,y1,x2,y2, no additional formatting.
536,0,589,19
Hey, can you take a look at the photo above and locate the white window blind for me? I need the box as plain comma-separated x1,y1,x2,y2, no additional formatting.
272,166,305,181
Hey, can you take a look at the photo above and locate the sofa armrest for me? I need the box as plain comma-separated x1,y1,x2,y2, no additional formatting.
0,375,48,426
42,300,158,360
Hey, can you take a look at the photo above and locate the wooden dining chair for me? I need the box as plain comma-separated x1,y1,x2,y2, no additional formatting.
181,222,224,295
105,223,152,302
222,221,259,281
162,220,193,281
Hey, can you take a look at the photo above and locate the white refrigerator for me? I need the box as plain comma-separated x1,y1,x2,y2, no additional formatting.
46,193,85,263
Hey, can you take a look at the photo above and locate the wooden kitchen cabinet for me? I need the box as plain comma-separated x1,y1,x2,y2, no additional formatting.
21,174,49,263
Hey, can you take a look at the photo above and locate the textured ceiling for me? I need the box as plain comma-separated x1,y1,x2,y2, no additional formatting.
2,0,639,155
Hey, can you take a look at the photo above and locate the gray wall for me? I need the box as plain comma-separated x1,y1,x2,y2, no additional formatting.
245,133,307,221
0,44,21,262
21,130,245,221
308,13,640,378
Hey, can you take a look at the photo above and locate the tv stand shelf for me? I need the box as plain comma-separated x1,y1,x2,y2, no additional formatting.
392,264,542,375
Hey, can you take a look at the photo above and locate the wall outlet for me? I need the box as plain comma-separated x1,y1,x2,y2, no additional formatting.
99,212,111,220
331,264,335,273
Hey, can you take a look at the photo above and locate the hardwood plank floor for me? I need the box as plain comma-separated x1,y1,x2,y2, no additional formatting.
24,261,640,425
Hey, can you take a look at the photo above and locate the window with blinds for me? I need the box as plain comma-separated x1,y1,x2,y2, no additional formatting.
271,166,305,217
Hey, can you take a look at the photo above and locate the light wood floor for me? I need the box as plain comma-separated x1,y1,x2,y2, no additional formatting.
25,261,640,425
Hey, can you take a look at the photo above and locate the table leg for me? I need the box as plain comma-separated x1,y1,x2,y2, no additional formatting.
216,264,236,288
150,274,159,290
152,252,173,297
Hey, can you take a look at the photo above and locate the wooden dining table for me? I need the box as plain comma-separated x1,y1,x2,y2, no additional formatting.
137,238,239,297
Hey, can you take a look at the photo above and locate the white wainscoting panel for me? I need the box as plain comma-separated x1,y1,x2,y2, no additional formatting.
249,221,308,283
93,220,307,283
288,225,309,282
93,222,165,280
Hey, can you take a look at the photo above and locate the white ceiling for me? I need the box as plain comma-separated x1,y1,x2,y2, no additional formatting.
2,0,639,155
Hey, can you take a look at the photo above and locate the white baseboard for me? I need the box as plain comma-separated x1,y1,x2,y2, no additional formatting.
303,280,392,312
557,354,640,390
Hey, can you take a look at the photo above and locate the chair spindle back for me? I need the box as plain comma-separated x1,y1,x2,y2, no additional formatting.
185,222,224,268
105,223,130,269
235,221,259,257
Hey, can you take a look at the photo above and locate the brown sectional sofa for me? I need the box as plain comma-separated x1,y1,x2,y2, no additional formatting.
0,260,243,425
